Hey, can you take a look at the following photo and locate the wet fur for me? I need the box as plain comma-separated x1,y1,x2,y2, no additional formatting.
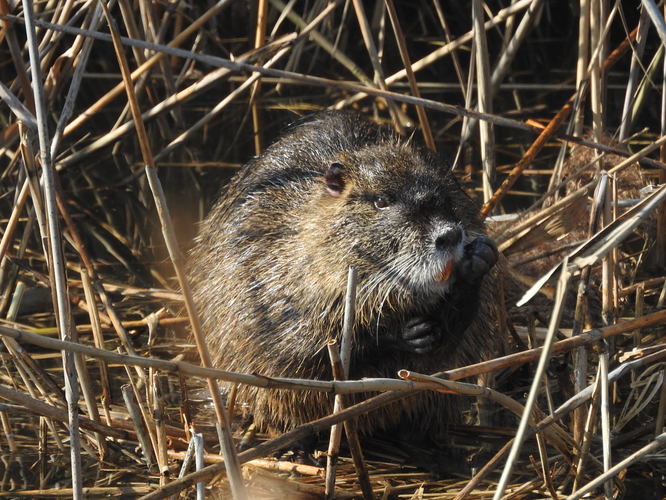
189,111,498,434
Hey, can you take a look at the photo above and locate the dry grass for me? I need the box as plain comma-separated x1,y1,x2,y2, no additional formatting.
0,1,665,499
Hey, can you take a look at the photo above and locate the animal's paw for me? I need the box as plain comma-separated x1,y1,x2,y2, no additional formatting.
457,235,498,284
400,317,442,354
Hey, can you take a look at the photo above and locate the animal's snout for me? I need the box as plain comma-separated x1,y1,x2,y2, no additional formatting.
434,226,462,251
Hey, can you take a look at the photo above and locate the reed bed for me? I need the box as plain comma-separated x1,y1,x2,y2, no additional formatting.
0,1,664,498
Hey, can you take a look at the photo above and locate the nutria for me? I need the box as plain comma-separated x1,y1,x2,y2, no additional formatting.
189,111,498,435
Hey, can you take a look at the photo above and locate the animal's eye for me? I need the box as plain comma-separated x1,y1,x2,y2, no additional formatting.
373,196,390,210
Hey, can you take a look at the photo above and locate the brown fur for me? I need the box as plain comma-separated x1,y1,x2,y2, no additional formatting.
189,112,498,435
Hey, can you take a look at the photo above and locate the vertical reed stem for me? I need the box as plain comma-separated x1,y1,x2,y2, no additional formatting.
21,0,82,495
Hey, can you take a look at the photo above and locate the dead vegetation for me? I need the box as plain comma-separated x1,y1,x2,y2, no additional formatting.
0,0,665,498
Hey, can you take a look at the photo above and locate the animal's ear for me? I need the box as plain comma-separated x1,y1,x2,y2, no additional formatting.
324,162,346,197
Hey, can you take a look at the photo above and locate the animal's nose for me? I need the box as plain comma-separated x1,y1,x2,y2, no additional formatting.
435,227,462,251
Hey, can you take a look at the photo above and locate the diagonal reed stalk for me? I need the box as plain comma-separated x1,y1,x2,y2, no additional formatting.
98,2,246,498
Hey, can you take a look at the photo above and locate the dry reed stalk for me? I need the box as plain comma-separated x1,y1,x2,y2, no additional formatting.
452,345,666,499
572,368,601,491
79,269,112,426
351,0,404,133
0,321,62,406
571,173,607,447
643,0,666,45
61,0,232,137
567,431,666,500
493,262,572,499
142,318,666,499
609,134,666,175
0,410,15,454
17,126,48,256
472,0,495,203
30,315,188,336
118,0,146,66
431,3,463,91
601,174,615,328
49,4,103,158
458,0,544,149
633,284,645,356
480,95,576,219
5,10,657,170
655,81,666,475
251,0,268,156
0,84,34,129
598,344,612,498
153,374,170,483
325,341,342,498
0,208,34,317
629,45,664,135
526,320,558,500
334,0,534,109
455,19,477,174
2,308,665,397
21,1,83,495
492,0,543,93
244,458,323,477
655,365,666,439
325,342,374,500
72,347,105,460
384,0,435,151
55,196,146,380
325,267,367,499
0,180,29,266
268,0,372,85
48,194,108,461
173,449,325,477
658,2,666,277
154,46,291,162
121,383,156,470
177,435,195,478
399,370,572,456
124,359,160,458
619,8,650,141
0,381,126,440
193,432,205,500
0,486,154,497
590,0,603,141
0,324,65,453
100,4,246,497
36,0,73,68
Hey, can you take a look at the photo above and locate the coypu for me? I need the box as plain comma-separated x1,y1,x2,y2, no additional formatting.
189,111,498,435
